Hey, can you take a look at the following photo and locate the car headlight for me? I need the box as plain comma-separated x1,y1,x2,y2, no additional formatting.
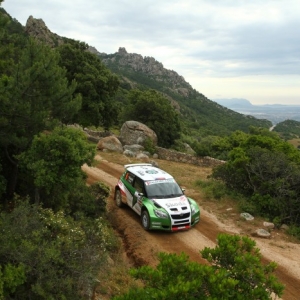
154,209,168,219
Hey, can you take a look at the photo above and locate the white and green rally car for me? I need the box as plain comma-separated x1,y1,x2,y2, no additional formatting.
114,163,200,231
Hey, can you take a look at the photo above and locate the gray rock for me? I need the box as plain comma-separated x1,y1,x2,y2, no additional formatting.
280,224,289,231
149,160,159,168
136,153,149,160
123,144,145,152
123,149,135,157
240,212,254,221
254,229,271,238
263,221,275,229
119,121,157,146
97,136,123,153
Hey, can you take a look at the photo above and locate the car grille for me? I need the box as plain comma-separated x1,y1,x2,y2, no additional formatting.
171,212,190,220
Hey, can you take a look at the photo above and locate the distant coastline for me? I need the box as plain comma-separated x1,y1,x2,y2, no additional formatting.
213,98,300,124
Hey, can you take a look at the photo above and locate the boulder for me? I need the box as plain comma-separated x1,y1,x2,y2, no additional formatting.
240,212,254,221
183,143,196,155
136,152,149,160
123,144,145,152
252,229,271,238
123,149,135,157
263,221,275,229
119,121,157,146
97,136,123,153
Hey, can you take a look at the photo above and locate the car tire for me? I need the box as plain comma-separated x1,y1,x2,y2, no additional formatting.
141,210,150,230
115,189,124,207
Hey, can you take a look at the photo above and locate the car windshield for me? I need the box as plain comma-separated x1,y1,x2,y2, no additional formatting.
145,179,183,199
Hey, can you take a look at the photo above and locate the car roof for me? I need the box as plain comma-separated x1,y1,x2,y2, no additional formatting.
124,163,174,181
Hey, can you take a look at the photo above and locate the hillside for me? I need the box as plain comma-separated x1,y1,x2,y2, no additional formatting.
274,119,300,142
97,47,272,137
18,13,272,138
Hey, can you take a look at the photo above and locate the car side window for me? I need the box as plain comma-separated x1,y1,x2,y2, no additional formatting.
125,171,135,185
133,177,145,194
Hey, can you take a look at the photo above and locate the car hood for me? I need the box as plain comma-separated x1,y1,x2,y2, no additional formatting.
151,195,190,213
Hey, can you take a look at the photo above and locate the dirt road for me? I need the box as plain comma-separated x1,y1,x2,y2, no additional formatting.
82,155,300,300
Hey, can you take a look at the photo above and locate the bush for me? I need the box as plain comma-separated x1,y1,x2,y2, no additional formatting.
287,225,300,239
0,199,116,299
113,233,284,300
195,179,227,200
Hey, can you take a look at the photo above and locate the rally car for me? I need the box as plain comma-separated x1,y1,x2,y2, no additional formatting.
114,163,200,231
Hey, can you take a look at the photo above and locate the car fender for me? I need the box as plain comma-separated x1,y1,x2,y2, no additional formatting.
140,199,154,215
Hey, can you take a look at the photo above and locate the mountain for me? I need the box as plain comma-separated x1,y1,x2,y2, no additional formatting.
96,47,272,136
23,15,272,137
214,98,300,125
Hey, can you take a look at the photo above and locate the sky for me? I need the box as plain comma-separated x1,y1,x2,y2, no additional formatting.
2,0,300,105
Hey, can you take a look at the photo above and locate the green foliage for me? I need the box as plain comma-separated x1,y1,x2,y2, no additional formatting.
57,42,119,129
1,38,81,151
0,35,81,199
113,233,284,300
273,119,300,140
69,181,110,218
0,199,116,299
19,126,95,210
195,179,227,200
143,137,156,155
120,89,181,147
201,234,284,299
286,224,300,239
0,263,26,299
212,128,300,226
0,162,5,199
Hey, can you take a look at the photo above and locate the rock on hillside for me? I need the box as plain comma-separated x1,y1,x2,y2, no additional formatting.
25,16,64,47
119,120,157,146
100,47,192,96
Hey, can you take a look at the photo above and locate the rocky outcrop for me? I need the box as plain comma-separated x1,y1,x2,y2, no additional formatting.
100,47,192,93
119,121,157,146
25,16,64,47
97,136,123,153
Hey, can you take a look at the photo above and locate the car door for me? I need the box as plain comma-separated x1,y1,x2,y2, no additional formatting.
123,171,135,207
131,176,145,215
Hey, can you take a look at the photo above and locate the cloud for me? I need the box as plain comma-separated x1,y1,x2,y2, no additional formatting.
2,0,300,104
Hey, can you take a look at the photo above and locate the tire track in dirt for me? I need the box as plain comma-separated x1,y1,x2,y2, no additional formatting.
83,158,300,300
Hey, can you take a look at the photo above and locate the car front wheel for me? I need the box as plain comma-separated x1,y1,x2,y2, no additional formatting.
141,210,150,230
115,189,124,207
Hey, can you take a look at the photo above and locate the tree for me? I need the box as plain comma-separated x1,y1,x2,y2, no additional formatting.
0,37,81,200
211,128,300,225
19,126,95,211
57,42,120,129
120,89,181,148
113,233,284,300
0,199,116,299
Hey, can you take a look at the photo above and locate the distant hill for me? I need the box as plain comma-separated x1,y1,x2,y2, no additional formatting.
213,98,253,108
273,119,300,141
97,48,272,137
214,98,300,125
